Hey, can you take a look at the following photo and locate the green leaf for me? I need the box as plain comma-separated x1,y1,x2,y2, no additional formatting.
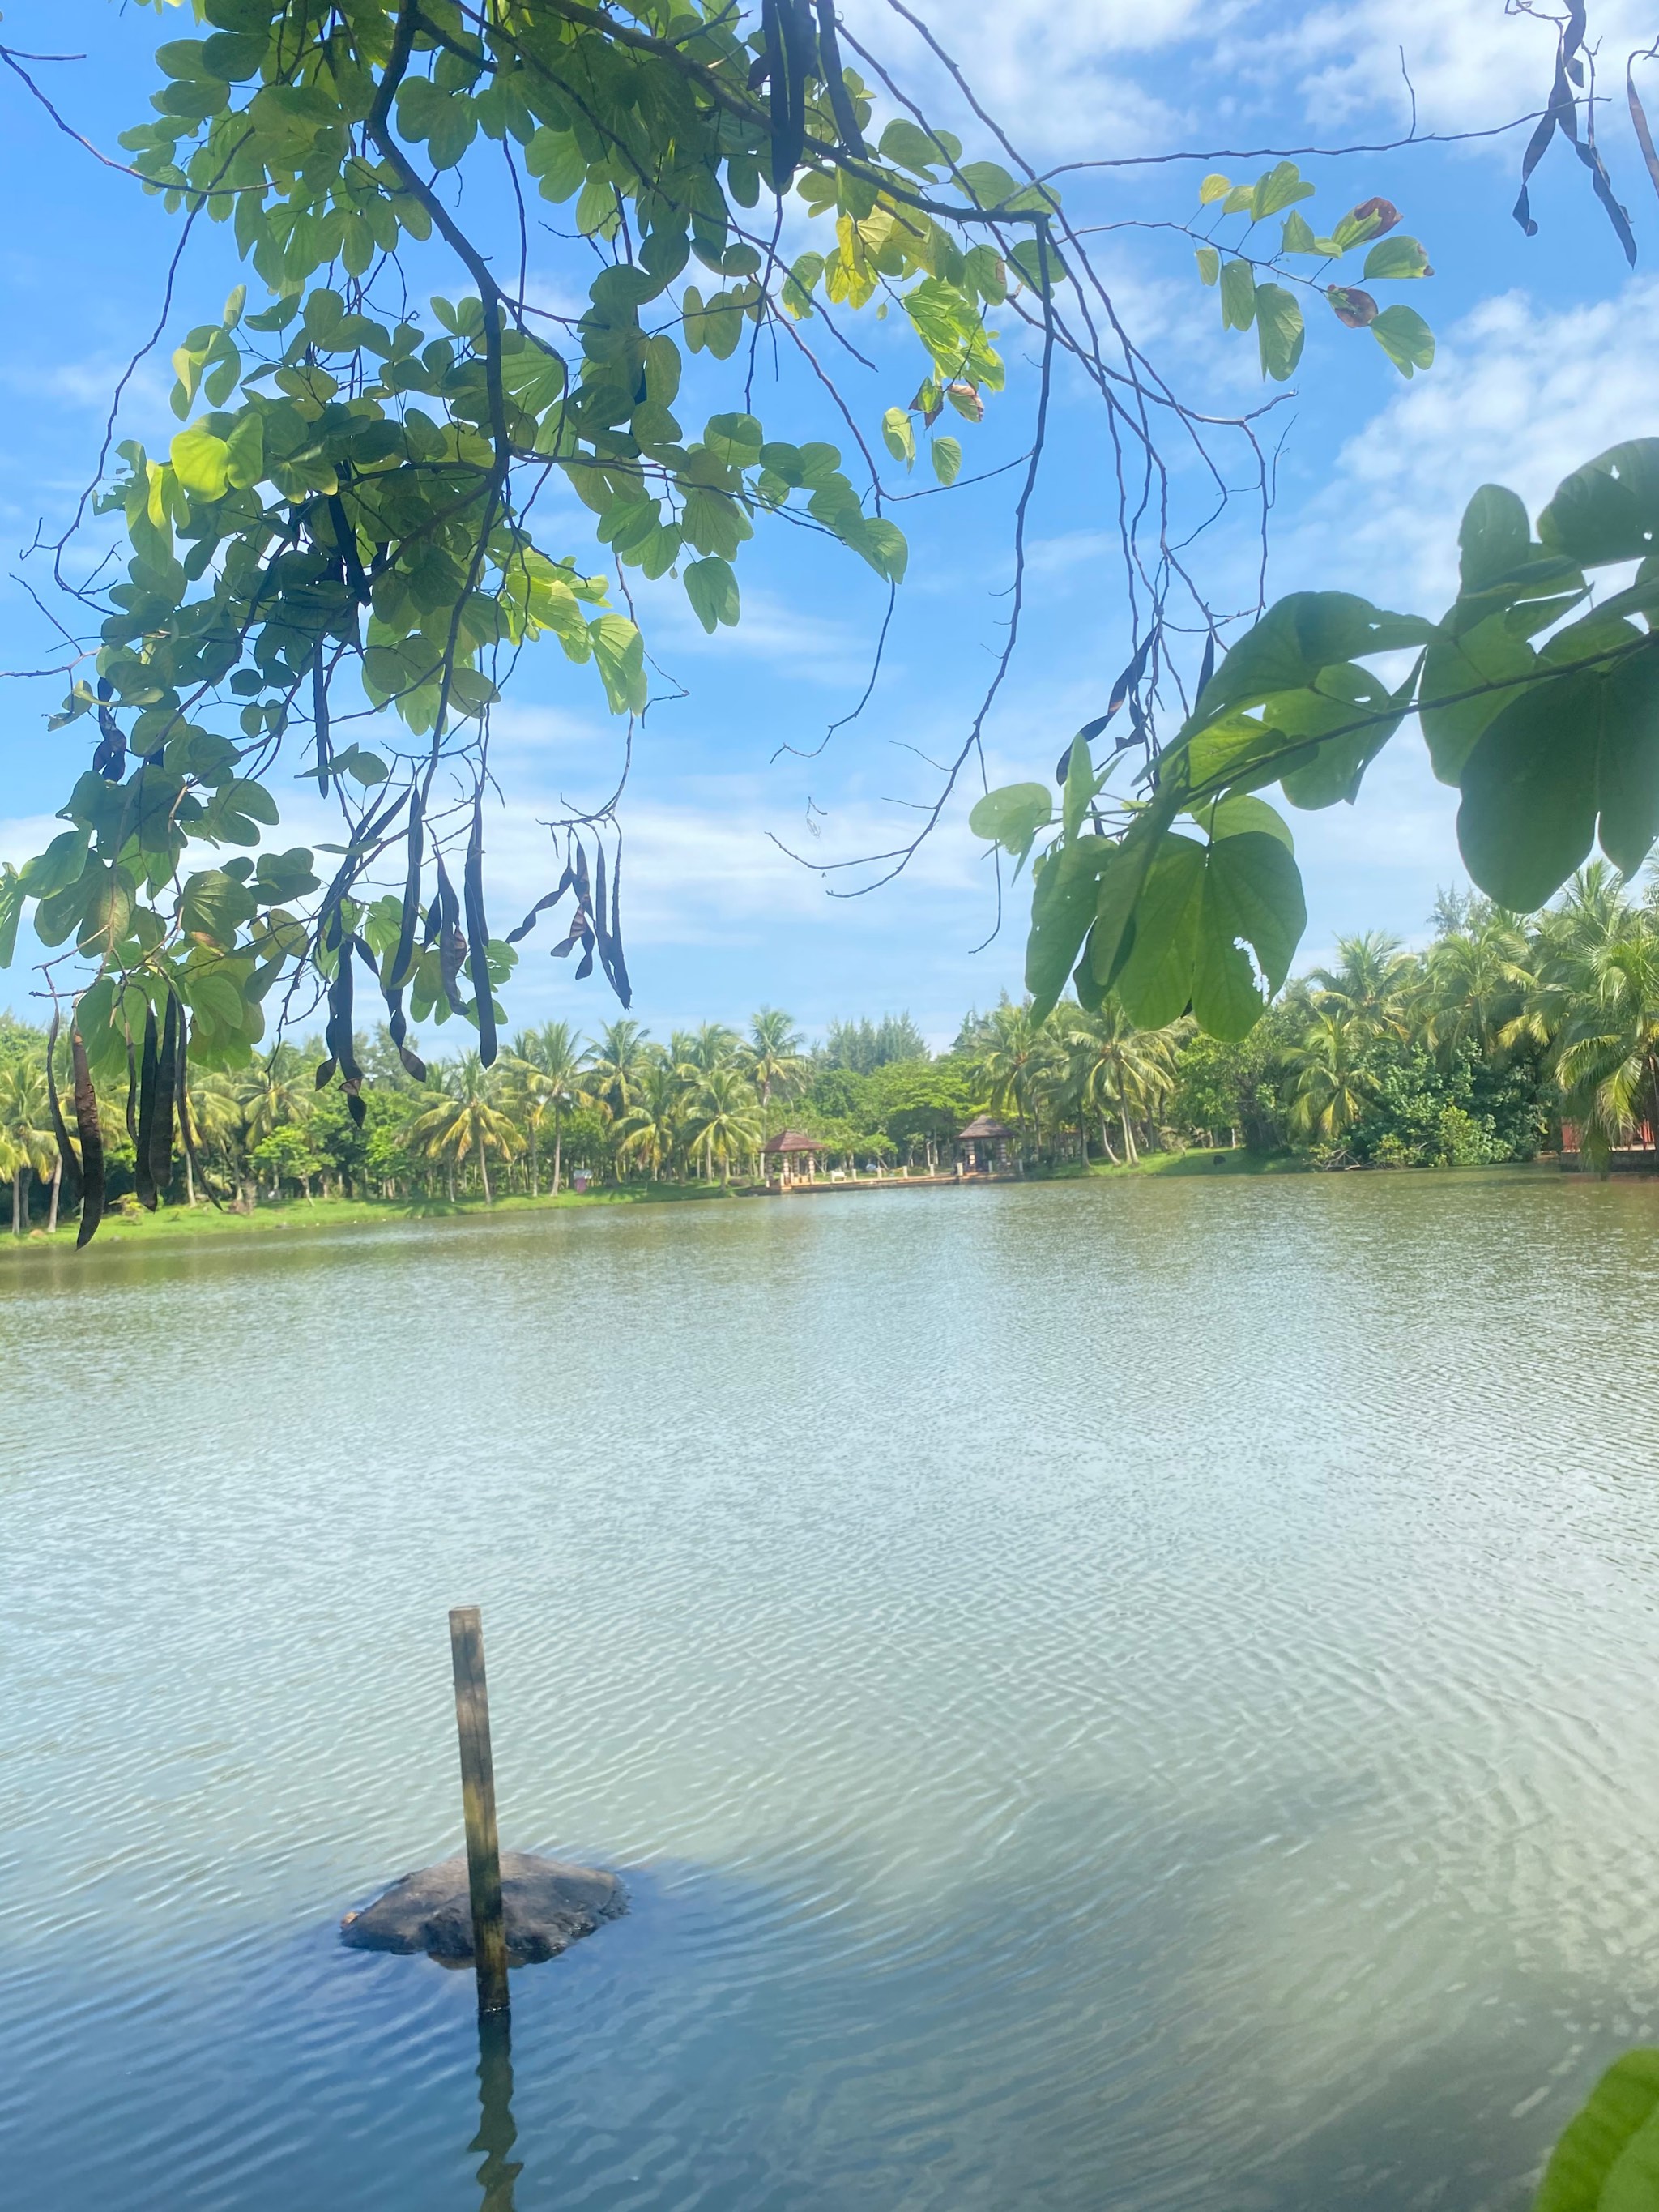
525,126,586,202
969,782,1052,865
1195,246,1220,286
1192,830,1306,1036
847,516,908,584
1190,593,1436,724
1458,484,1532,592
1251,161,1316,219
1420,616,1538,784
1539,440,1659,566
1363,236,1432,280
683,554,740,633
1197,173,1231,204
0,865,19,967
1190,793,1295,849
1220,258,1256,331
589,613,646,713
1255,284,1304,381
1062,732,1096,837
931,435,962,485
1278,665,1414,810
1281,210,1320,254
1457,647,1659,907
181,868,256,946
880,118,949,176
1371,304,1435,378
959,160,1020,209
1536,2050,1659,2212
881,406,916,469
703,412,764,466
170,425,231,498
1115,833,1205,1027
1026,839,1111,1023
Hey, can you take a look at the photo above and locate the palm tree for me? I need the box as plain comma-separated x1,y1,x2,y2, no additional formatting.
182,1071,243,1203
1307,932,1418,1038
684,1065,761,1184
742,1007,808,1132
1550,915,1659,1169
585,1018,652,1126
403,1054,521,1202
1422,912,1532,1058
971,998,1064,1154
0,1060,55,1233
1282,1011,1373,1148
1058,999,1179,1164
675,1022,740,1080
614,1057,684,1181
239,1041,312,1147
506,1021,588,1194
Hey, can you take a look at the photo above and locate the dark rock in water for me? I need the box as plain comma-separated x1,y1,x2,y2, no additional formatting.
340,1851,626,1966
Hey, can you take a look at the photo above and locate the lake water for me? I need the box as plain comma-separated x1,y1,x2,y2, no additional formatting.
4,1170,1659,2210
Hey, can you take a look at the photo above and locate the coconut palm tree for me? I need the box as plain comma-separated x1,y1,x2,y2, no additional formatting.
684,1065,761,1184
671,1023,740,1086
1307,932,1418,1039
971,998,1064,1153
1282,1011,1374,1147
1422,912,1533,1058
614,1057,683,1181
585,1018,651,1126
1550,915,1659,1169
238,1043,313,1196
1058,999,1179,1164
403,1054,520,1202
742,1007,808,1131
506,1021,588,1194
0,1060,55,1233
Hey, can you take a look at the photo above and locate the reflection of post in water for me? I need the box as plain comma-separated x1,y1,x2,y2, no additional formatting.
471,2010,522,2212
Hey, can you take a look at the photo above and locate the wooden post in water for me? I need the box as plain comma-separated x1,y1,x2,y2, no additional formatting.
450,1606,510,2015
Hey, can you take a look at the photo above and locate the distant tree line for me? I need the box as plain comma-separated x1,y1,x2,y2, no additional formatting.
0,867,1652,1230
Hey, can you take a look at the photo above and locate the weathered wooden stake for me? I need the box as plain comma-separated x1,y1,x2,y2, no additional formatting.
450,1605,510,2015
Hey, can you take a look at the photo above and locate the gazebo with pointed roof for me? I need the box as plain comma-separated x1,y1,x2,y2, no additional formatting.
763,1129,826,1185
955,1114,1016,1176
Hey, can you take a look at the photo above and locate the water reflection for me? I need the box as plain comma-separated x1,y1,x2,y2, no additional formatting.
471,2012,521,2212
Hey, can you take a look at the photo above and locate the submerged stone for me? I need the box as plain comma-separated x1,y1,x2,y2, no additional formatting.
340,1851,626,1966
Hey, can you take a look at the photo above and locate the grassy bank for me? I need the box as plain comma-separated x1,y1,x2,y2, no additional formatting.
0,1177,735,1259
1085,1147,1313,1178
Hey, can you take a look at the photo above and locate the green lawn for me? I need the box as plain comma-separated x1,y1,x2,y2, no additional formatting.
0,1177,735,1258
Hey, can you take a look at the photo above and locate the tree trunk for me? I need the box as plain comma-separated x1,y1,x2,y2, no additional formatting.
552,1106,562,1195
1120,1110,1138,1164
183,1147,195,1205
1098,1114,1118,1164
479,1147,492,1204
446,1161,456,1203
529,1125,539,1198
11,1170,21,1236
46,1155,61,1234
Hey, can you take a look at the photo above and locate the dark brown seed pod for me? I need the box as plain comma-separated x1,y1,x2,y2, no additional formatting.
71,1027,105,1249
390,779,423,989
463,801,497,1067
45,1011,81,1207
134,1005,160,1211
814,0,867,157
150,993,178,1202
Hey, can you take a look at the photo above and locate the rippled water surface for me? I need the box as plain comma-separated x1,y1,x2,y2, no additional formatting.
6,1170,1659,2210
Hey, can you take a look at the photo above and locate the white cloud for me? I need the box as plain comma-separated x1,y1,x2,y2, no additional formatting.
1280,275,1659,609
1235,0,1649,137
839,0,1198,158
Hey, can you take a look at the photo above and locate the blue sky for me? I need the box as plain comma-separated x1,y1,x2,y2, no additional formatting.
0,0,1653,1050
